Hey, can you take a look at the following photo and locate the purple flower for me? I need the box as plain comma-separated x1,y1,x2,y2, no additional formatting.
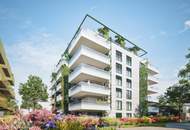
54,114,62,121
45,121,56,128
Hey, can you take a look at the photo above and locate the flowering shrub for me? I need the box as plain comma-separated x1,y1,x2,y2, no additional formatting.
0,109,180,130
25,109,54,126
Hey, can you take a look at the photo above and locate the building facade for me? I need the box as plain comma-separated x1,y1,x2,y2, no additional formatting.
0,41,15,116
50,15,159,117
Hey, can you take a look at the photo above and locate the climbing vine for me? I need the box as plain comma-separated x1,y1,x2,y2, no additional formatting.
139,63,148,117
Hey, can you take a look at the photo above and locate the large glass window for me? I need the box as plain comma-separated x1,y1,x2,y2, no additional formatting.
116,76,122,86
126,101,132,111
116,63,122,74
116,51,122,62
116,88,122,98
126,67,132,77
126,56,132,66
126,79,132,88
126,90,132,99
116,100,122,110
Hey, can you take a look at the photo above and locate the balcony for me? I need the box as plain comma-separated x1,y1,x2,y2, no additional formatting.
69,81,110,97
57,95,62,101
148,76,158,85
69,45,110,69
148,87,157,95
69,97,110,111
68,28,110,55
69,64,110,83
147,64,159,75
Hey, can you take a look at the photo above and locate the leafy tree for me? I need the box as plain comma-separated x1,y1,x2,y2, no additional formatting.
129,46,140,55
19,75,48,110
164,79,190,118
60,64,70,113
139,63,148,117
98,26,109,39
178,48,190,78
7,98,18,112
115,35,125,48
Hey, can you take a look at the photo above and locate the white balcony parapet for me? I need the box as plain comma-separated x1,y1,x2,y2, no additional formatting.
148,76,158,85
69,81,110,97
57,95,62,101
69,97,110,111
69,63,110,83
69,45,110,69
148,64,159,75
68,28,110,55
148,86,157,95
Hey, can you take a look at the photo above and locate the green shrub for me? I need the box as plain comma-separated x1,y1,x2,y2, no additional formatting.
98,127,116,130
56,120,84,130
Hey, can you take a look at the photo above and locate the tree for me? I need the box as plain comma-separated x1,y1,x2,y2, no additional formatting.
139,63,148,117
115,35,125,48
164,80,190,118
7,98,18,112
178,48,190,78
60,64,70,113
19,75,48,110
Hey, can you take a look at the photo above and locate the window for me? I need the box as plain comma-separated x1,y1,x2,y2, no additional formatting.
116,51,122,62
116,76,122,86
116,113,122,118
126,79,132,88
126,113,132,118
116,63,122,74
116,100,122,110
126,56,132,66
126,101,132,111
126,67,132,77
126,90,132,99
116,88,122,98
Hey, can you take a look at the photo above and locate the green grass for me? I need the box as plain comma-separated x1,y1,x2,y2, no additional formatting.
119,122,167,128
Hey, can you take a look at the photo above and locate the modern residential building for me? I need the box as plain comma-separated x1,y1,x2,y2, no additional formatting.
50,15,159,117
0,41,15,116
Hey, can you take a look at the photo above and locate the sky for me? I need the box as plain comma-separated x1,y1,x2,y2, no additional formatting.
0,0,190,107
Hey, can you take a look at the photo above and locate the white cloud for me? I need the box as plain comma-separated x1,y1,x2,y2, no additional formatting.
184,20,190,29
5,30,66,108
179,19,190,34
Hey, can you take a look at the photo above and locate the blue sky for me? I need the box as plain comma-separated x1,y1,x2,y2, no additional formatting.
0,0,190,106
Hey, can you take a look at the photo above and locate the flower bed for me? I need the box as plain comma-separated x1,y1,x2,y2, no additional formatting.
0,109,179,130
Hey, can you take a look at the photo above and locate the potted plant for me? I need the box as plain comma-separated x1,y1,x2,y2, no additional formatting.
115,35,125,48
98,26,109,40
129,46,140,55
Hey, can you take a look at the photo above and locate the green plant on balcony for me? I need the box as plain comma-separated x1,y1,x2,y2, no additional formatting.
129,46,140,55
115,35,125,48
98,26,110,40
104,65,111,71
63,51,72,61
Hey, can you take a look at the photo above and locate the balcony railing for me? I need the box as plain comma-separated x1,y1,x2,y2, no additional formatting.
69,63,110,83
69,81,110,97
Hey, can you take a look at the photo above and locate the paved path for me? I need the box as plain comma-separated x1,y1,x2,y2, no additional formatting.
117,127,186,130
166,123,190,130
117,123,190,130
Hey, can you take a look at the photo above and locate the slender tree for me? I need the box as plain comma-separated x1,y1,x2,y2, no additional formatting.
60,64,70,113
19,75,48,110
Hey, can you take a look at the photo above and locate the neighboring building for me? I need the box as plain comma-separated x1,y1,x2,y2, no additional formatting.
183,103,190,120
50,15,159,117
0,41,15,116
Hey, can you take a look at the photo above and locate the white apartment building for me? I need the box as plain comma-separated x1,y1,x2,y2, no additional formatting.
50,15,159,117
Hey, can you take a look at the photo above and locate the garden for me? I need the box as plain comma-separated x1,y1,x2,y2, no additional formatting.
0,109,180,130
